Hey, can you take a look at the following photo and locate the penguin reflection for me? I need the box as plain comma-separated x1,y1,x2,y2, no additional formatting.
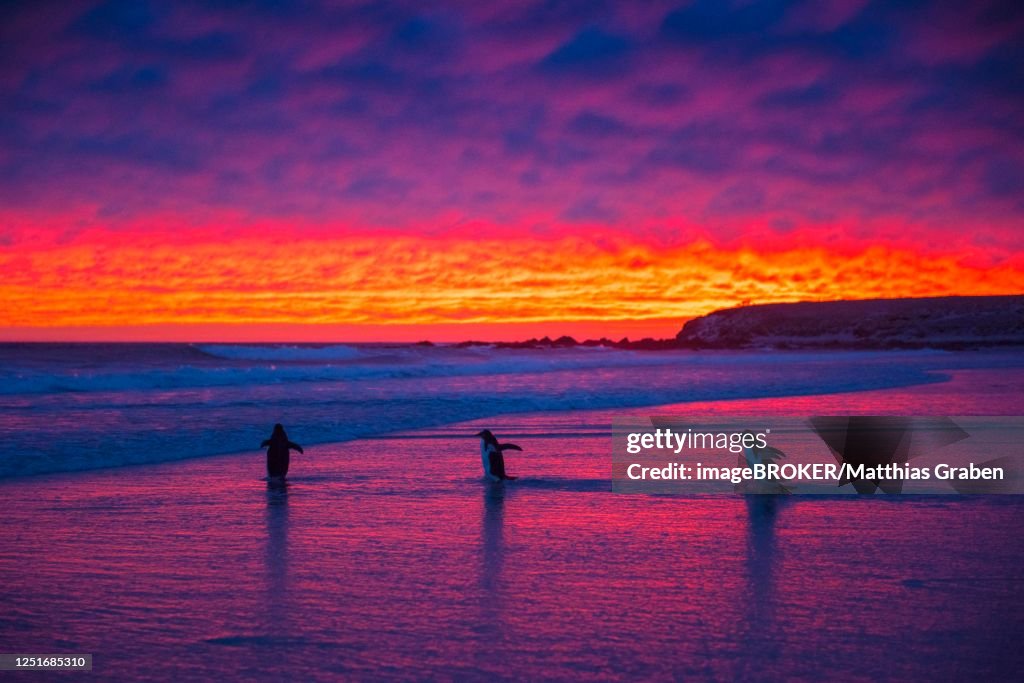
480,483,506,592
738,497,783,675
476,483,509,658
264,480,290,634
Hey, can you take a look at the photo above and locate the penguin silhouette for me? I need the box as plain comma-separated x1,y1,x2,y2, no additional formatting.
476,429,521,481
261,424,304,479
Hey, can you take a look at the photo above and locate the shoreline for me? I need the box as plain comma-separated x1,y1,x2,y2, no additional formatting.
6,362,1022,486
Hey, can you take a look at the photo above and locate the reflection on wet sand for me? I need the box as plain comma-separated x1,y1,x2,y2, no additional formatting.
479,483,508,650
265,481,290,635
737,496,783,679
481,483,506,590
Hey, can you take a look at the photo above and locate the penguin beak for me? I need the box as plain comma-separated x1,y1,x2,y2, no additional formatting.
474,431,486,437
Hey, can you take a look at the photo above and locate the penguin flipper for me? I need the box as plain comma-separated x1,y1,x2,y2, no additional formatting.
288,441,304,454
499,443,522,452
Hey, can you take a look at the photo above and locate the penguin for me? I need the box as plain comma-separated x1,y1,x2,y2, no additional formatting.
261,423,304,479
476,429,521,481
738,434,789,495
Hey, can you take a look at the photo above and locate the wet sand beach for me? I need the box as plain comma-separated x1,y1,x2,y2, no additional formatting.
2,371,1023,680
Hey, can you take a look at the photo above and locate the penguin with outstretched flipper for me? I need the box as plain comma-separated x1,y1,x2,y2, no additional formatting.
476,429,521,481
261,423,304,480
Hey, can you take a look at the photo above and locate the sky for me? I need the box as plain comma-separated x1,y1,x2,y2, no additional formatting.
1,0,1023,341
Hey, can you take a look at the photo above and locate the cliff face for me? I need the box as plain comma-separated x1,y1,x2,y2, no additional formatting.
675,295,1024,350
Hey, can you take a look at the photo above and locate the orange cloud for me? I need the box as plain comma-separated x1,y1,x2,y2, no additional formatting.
2,231,1022,340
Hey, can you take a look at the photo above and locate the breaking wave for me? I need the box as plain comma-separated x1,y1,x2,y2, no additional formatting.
0,343,1004,477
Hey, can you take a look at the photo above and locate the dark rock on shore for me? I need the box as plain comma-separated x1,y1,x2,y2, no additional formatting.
675,295,1024,350
445,296,1024,350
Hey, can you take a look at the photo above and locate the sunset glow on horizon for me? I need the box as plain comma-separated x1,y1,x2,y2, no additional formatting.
3,221,1024,341
2,1,1023,341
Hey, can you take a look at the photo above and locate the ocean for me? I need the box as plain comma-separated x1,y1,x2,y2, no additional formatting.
2,343,1022,478
1,345,1023,679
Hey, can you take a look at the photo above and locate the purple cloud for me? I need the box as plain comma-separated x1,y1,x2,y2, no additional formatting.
0,0,1021,255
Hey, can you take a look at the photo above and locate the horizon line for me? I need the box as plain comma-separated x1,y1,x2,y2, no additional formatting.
4,293,1023,343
